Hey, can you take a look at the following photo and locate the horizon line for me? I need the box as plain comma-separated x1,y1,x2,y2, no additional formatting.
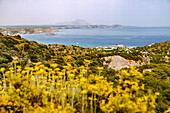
0,24,170,28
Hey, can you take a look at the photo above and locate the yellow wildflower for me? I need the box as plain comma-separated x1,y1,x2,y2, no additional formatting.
0,68,5,72
13,60,19,64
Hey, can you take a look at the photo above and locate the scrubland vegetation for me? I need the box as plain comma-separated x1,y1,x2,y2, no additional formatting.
0,33,169,112
0,61,159,113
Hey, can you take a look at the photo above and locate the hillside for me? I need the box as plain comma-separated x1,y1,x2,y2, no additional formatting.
0,33,106,69
0,33,169,112
134,41,170,63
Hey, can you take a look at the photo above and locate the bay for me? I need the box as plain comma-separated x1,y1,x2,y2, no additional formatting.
22,27,170,47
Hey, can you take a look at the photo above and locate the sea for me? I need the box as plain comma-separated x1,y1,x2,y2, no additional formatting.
22,27,170,47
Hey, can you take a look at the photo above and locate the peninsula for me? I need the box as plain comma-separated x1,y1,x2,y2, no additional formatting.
0,24,135,36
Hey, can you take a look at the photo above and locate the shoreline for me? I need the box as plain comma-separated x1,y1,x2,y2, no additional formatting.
19,27,170,48
21,33,169,48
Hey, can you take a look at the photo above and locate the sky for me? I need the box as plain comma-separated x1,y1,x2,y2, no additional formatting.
0,0,170,26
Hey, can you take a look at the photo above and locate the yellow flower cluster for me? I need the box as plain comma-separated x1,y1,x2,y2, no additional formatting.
100,66,158,113
0,60,158,113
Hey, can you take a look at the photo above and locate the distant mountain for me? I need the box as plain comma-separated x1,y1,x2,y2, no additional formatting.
56,19,91,25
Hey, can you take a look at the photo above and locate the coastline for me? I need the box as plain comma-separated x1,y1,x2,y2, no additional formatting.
20,27,170,48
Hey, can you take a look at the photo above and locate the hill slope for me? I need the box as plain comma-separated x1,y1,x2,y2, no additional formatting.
0,33,170,112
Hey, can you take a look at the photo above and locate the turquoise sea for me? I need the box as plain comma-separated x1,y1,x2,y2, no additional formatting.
22,27,170,47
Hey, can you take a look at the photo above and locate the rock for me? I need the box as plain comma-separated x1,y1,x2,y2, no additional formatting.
103,55,143,70
143,69,152,73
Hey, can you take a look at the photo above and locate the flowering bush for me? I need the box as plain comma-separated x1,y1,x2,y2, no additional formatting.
0,60,158,113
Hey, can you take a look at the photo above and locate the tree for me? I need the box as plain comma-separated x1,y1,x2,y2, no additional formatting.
30,55,38,62
0,32,3,36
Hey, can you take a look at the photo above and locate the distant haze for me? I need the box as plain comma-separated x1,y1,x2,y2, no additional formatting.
56,19,91,25
0,0,170,27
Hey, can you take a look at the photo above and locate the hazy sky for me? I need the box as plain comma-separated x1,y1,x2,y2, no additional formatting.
0,0,170,26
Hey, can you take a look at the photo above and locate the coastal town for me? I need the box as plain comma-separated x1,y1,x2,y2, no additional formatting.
0,27,60,36
96,44,134,50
